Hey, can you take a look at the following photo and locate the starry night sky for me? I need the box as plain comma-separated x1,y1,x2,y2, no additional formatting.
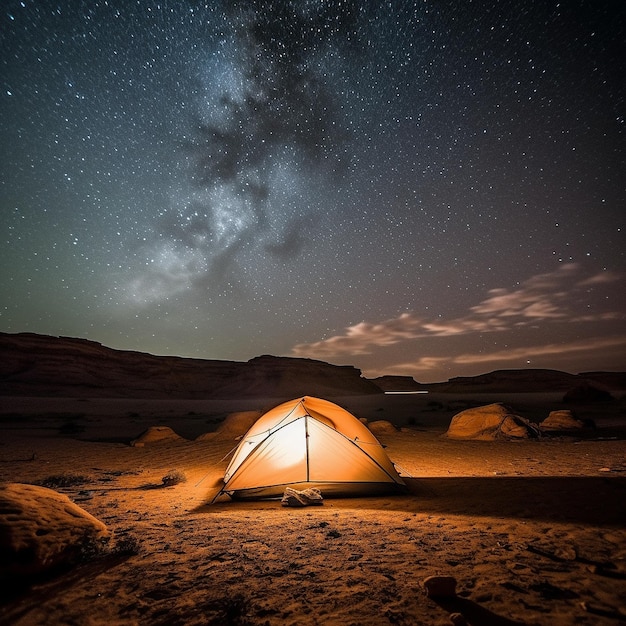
1,0,625,382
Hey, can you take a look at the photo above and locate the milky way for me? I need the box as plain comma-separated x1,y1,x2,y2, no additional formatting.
1,1,624,381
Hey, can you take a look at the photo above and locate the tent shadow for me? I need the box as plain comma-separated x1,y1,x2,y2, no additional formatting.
194,476,626,527
430,595,526,626
0,552,133,619
402,476,626,526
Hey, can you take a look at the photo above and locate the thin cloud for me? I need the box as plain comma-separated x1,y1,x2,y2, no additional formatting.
293,313,426,357
579,270,623,286
470,264,577,318
292,264,625,358
421,317,508,336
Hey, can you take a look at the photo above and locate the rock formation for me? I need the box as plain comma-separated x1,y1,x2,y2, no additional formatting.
430,369,625,393
0,332,381,399
131,426,185,446
445,403,541,440
540,410,595,432
0,483,110,581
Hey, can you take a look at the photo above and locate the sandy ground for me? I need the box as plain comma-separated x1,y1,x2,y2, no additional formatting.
0,392,625,626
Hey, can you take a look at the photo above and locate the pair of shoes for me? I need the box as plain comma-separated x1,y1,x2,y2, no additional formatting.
280,487,324,507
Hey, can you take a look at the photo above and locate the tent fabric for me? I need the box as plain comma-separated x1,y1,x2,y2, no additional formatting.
221,396,406,499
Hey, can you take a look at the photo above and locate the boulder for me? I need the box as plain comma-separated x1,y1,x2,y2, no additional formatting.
540,410,594,431
0,483,110,581
218,411,262,438
368,420,398,435
131,426,185,446
445,403,541,440
196,411,262,441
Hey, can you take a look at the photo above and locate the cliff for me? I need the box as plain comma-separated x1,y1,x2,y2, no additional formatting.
0,333,381,399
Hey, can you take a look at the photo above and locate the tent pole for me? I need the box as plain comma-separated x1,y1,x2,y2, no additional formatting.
304,409,310,482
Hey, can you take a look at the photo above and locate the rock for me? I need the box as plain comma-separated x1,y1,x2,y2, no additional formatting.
540,410,594,431
445,403,541,440
213,411,262,440
368,420,398,435
131,426,184,446
0,483,110,581
423,575,457,598
449,613,467,625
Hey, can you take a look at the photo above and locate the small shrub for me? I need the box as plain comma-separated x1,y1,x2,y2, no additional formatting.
162,469,187,486
206,594,251,626
112,534,143,556
76,532,142,565
37,473,91,488
76,532,112,562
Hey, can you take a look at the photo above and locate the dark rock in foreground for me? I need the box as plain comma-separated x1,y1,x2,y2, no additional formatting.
0,483,110,582
0,332,381,399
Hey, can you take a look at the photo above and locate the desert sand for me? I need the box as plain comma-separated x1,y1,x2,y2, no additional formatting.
1,392,625,626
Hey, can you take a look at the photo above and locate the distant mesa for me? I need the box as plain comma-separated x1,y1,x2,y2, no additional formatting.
429,368,625,394
0,332,381,399
1,333,624,400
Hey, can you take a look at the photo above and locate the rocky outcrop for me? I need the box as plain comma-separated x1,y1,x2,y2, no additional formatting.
540,410,595,432
445,403,541,440
131,426,185,446
367,420,398,435
0,332,381,399
196,411,262,441
0,483,110,581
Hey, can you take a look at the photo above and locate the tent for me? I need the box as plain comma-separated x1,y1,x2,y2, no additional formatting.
220,396,406,499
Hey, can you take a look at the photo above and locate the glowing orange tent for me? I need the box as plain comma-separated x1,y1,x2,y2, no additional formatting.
220,396,406,499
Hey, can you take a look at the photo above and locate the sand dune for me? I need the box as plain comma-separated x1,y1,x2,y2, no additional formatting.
1,392,625,625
